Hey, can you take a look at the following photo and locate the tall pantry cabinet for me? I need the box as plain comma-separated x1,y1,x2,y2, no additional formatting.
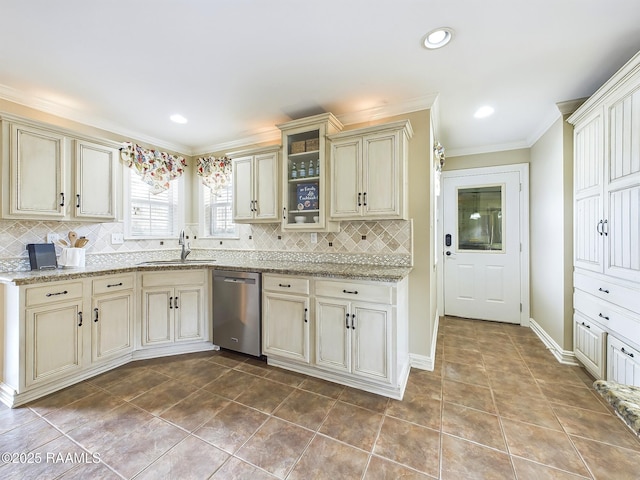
569,50,640,384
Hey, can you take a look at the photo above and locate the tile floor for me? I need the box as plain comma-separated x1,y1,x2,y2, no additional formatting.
1,316,639,479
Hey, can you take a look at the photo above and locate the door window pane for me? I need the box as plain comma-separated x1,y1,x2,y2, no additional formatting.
457,185,503,251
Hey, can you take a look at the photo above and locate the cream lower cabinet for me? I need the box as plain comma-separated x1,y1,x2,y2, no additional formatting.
141,270,207,347
262,274,310,363
608,335,640,386
262,274,409,399
91,274,135,364
573,312,607,380
25,281,85,388
315,297,392,383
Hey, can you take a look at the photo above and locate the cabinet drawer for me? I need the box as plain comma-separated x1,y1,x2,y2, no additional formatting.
141,270,206,287
575,290,640,348
315,279,394,304
608,335,640,386
263,274,309,295
25,281,83,307
93,274,135,295
574,272,640,314
574,312,606,379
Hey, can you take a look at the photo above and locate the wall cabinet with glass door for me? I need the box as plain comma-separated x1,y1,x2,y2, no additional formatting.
278,113,342,231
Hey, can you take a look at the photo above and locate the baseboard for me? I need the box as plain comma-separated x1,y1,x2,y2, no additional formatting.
529,318,579,365
409,310,440,371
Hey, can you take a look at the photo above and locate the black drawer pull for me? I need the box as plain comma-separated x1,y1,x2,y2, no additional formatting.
59,192,65,207
343,289,358,295
169,296,173,309
304,307,308,323
598,287,610,294
76,194,81,208
78,311,83,327
598,313,609,321
345,313,350,329
279,283,291,288
621,348,635,358
107,282,123,288
94,307,99,323
351,313,356,330
581,322,591,329
46,290,68,297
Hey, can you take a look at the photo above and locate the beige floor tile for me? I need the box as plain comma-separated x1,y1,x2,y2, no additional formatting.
443,379,496,413
288,435,369,479
55,460,121,479
101,368,172,401
129,379,200,416
235,377,294,414
442,402,506,451
194,401,268,453
160,390,230,432
386,391,442,430
0,404,39,434
493,391,563,431
571,436,640,480
374,416,440,476
511,457,592,479
553,404,640,451
364,455,434,479
235,358,272,376
501,418,590,476
319,400,383,451
538,382,609,413
265,368,308,387
299,377,345,398
443,361,489,387
203,369,260,399
440,434,515,480
339,386,390,413
208,351,248,369
40,391,123,433
175,359,231,386
27,381,101,417
235,417,313,478
135,435,229,480
273,389,335,430
211,457,278,479
528,362,586,385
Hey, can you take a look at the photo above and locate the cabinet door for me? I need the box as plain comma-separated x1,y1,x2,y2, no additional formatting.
574,111,605,273
9,123,66,218
254,152,279,221
174,286,205,342
330,137,361,219
141,288,173,345
573,313,606,379
315,298,350,373
351,303,392,382
363,131,402,218
25,300,83,387
75,140,117,219
232,156,254,221
92,292,134,363
263,292,310,363
604,86,640,282
608,335,640,386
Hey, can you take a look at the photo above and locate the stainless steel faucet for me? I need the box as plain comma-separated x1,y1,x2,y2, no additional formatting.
178,229,191,261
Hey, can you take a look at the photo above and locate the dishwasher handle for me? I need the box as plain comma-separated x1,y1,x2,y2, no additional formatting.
222,277,256,285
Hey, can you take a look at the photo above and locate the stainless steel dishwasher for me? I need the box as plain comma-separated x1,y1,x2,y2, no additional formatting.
212,270,262,357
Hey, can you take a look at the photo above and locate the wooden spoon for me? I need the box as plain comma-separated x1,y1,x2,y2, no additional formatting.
68,231,78,247
75,238,89,248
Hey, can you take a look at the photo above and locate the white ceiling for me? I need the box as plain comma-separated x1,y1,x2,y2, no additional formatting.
1,0,639,157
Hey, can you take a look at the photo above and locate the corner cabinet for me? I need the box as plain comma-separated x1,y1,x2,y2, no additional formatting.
0,115,119,221
278,113,343,232
328,120,413,221
568,50,640,384
230,145,280,223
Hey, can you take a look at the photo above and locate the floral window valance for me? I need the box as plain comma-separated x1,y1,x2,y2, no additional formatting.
120,142,187,194
197,156,232,194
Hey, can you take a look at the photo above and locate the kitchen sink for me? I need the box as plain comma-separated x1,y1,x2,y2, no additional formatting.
137,259,215,266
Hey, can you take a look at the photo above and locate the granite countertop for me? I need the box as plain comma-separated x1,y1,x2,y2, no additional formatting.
0,257,412,286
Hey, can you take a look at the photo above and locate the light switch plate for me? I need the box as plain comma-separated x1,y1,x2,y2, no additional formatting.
310,232,318,244
46,233,60,244
111,233,124,244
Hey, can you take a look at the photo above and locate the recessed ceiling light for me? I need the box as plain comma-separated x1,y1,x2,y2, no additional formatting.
170,114,188,124
474,106,495,119
422,28,454,49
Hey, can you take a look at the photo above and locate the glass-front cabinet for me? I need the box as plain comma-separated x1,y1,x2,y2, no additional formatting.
278,113,343,232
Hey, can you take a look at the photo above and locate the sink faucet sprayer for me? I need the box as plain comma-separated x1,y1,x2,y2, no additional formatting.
179,229,191,261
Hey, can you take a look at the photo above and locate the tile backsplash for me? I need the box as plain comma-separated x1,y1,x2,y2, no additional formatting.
0,219,412,271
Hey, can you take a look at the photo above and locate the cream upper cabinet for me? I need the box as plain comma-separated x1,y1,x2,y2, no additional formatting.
230,146,280,223
278,113,342,232
6,122,66,218
1,116,119,221
329,120,412,221
75,139,118,220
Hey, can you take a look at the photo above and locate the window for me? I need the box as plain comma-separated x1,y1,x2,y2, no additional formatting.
203,174,238,238
125,169,183,238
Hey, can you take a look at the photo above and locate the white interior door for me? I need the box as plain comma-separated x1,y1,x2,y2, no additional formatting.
443,170,522,323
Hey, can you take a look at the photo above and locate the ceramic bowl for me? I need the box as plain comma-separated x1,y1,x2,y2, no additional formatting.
294,216,306,224
313,216,319,223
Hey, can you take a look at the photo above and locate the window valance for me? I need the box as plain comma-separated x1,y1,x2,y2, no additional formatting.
120,142,187,194
197,156,232,194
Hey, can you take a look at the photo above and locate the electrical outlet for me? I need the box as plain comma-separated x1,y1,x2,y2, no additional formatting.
310,232,318,244
47,233,60,244
111,233,124,245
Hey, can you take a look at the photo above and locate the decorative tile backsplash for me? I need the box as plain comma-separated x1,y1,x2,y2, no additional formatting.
0,219,412,272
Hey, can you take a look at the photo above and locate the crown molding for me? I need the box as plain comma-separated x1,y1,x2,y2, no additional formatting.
446,139,531,158
556,98,588,116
